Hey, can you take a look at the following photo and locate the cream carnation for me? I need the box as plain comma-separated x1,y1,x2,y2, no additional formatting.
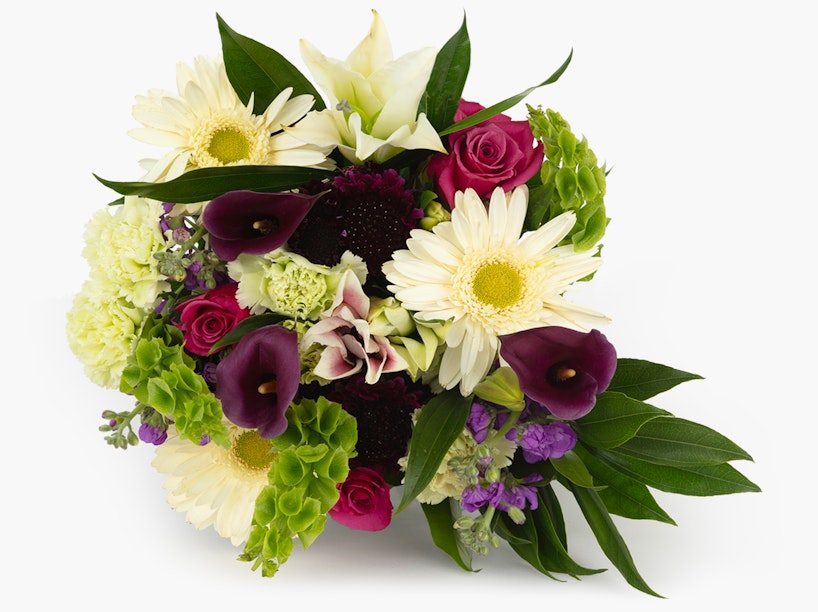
66,281,146,389
82,196,170,310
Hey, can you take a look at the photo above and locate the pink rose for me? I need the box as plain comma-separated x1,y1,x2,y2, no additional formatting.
427,99,544,206
174,284,250,356
328,467,393,531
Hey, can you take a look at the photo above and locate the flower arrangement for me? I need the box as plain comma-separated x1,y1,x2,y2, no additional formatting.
67,10,759,595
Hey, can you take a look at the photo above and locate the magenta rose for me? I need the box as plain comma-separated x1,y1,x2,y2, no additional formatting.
427,99,544,206
328,467,393,531
174,284,250,356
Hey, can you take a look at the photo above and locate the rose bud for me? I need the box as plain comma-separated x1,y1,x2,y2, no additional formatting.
328,467,393,531
174,283,250,356
499,326,616,420
213,325,300,438
201,190,320,261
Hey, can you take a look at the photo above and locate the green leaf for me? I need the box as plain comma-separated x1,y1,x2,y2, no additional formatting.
530,487,605,577
588,447,761,496
568,483,664,597
420,500,474,572
217,14,325,113
615,417,754,467
607,358,703,401
495,512,559,579
550,450,599,488
209,313,287,354
395,389,473,514
422,13,470,131
575,444,676,525
439,50,573,136
94,165,334,204
573,391,671,448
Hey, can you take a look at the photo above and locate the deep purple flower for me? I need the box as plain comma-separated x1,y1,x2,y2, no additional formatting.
520,421,577,463
287,164,422,286
201,190,320,261
327,373,426,474
500,326,617,420
138,422,168,445
213,325,301,439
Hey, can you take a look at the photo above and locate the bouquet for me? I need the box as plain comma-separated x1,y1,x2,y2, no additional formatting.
67,10,759,595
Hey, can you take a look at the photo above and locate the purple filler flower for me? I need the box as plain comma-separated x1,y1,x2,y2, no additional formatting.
201,190,320,261
213,325,300,439
520,421,577,463
500,326,617,420
138,422,168,445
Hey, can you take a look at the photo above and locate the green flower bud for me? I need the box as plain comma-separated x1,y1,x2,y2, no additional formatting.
473,366,526,411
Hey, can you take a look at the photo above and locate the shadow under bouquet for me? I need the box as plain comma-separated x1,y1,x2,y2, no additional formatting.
66,9,759,595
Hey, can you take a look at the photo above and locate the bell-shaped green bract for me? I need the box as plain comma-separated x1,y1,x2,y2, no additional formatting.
239,396,357,576
118,318,230,449
525,106,609,253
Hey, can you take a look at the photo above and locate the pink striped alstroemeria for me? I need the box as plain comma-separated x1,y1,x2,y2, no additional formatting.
302,269,406,383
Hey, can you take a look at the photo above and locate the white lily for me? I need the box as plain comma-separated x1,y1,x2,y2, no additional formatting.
288,10,446,164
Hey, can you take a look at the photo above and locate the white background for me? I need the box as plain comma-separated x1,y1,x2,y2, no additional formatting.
4,0,815,608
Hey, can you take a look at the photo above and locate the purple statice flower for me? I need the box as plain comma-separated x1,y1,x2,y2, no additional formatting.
461,484,492,512
461,482,505,512
500,482,539,511
520,421,577,463
201,190,321,261
213,325,301,438
500,326,617,420
466,402,492,443
139,422,168,445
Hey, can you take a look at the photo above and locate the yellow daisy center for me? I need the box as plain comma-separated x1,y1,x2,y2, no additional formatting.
208,128,251,163
471,262,522,309
190,115,264,167
232,430,275,471
452,250,538,333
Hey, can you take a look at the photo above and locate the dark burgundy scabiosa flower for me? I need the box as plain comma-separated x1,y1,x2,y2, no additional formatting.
499,326,617,420
213,325,301,439
327,373,427,474
201,190,320,261
287,164,423,287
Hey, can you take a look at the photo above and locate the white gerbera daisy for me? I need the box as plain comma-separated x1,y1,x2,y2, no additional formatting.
152,424,275,546
383,185,609,395
129,56,331,184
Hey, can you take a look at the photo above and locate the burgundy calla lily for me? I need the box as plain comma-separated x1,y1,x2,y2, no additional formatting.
499,326,617,420
201,190,320,261
214,325,301,438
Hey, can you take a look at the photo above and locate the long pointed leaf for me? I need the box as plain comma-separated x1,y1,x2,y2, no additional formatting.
588,447,761,496
422,13,471,131
574,391,670,449
607,358,703,400
531,489,605,577
496,513,560,580
575,444,676,525
439,50,572,136
420,499,474,572
615,417,754,467
569,483,664,597
217,14,325,114
95,165,334,203
395,390,472,514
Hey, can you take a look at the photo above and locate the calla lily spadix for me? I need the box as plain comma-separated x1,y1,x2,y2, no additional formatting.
287,10,446,164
